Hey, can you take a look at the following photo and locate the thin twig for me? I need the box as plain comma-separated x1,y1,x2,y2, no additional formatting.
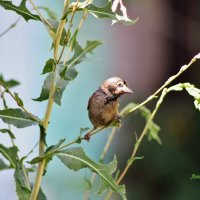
0,18,21,38
104,53,200,200
83,127,117,200
28,0,53,29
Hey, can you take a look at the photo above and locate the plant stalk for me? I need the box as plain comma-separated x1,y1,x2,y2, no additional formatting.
29,1,70,200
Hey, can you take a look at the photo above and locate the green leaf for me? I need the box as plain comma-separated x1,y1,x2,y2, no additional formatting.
0,128,15,139
0,159,9,170
0,144,18,168
140,106,161,144
14,92,24,107
38,6,57,19
41,59,56,75
68,40,102,67
35,40,102,104
183,83,200,111
148,121,161,144
60,40,102,79
34,65,69,105
45,19,68,46
0,108,37,128
60,66,78,81
168,83,200,111
0,0,40,21
14,164,31,200
57,147,126,199
65,1,138,26
0,74,20,88
46,138,66,153
14,161,47,200
121,103,162,144
37,188,47,200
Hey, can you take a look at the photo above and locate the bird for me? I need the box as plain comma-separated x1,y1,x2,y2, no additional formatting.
84,77,133,141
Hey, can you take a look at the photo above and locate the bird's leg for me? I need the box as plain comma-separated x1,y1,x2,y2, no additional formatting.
84,127,96,142
111,115,122,127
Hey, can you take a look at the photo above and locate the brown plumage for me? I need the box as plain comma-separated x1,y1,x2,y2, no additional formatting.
85,77,133,141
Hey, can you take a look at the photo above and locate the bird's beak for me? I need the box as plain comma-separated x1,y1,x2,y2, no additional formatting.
123,86,133,94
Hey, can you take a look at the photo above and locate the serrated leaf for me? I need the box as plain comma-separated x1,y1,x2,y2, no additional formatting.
14,164,31,200
0,108,37,128
45,19,68,46
65,1,138,26
0,74,20,88
14,162,47,200
0,158,9,170
41,59,56,75
120,102,137,117
60,40,102,79
0,0,40,21
148,121,161,144
68,40,102,67
57,147,126,199
34,65,69,105
60,66,78,81
0,144,18,168
121,103,162,144
14,92,24,107
46,138,66,153
168,83,200,111
0,128,15,139
29,156,44,165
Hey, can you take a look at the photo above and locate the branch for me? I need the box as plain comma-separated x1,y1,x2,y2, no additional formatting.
104,53,200,199
29,1,70,200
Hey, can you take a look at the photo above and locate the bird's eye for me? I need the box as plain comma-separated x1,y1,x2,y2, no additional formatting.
117,82,123,87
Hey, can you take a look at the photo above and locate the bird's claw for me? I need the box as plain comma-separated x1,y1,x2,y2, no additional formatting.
84,133,91,142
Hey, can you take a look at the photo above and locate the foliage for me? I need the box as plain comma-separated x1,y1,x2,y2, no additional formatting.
0,0,199,200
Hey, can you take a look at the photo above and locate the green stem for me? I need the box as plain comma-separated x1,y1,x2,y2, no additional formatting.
29,1,70,200
83,127,117,200
104,90,166,200
128,55,198,115
104,53,200,200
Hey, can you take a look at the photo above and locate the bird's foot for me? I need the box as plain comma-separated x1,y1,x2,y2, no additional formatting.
84,132,91,142
113,115,122,127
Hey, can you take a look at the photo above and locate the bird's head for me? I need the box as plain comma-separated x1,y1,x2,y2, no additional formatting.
101,77,133,98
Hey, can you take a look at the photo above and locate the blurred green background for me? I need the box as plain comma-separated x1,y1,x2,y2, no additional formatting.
0,0,200,200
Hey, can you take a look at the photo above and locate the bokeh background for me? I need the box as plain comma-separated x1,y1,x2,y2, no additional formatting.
0,0,200,200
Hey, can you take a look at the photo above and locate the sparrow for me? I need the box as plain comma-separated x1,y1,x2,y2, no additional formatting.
84,77,133,141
